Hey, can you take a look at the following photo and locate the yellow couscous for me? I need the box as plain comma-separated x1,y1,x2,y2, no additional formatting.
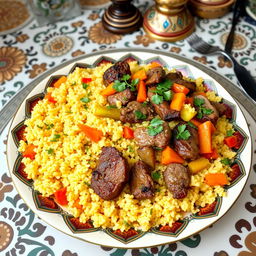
19,61,236,232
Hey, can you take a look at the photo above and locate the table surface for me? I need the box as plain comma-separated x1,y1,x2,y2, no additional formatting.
0,1,256,255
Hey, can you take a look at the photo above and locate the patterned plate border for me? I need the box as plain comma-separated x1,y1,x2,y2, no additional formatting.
6,49,252,249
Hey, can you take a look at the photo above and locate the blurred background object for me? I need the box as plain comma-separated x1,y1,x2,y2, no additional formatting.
188,0,235,19
28,0,81,26
143,0,194,42
246,0,256,21
0,0,33,35
102,0,143,34
79,0,110,9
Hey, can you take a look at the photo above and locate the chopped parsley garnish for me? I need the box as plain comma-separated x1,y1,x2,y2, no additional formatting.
221,158,231,166
151,171,161,181
163,90,172,101
84,181,91,187
51,134,61,142
152,94,163,104
45,123,54,130
193,97,213,119
151,79,172,104
142,101,148,107
46,148,54,154
123,220,130,226
113,74,139,92
106,105,117,109
187,121,197,129
71,82,76,86
128,145,134,152
153,146,163,151
37,125,43,129
176,124,191,140
80,97,90,103
134,110,147,120
82,83,89,89
148,118,164,136
150,208,153,215
194,97,205,107
226,129,234,137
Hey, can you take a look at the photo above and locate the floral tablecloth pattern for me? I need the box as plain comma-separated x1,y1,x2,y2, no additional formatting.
0,1,256,255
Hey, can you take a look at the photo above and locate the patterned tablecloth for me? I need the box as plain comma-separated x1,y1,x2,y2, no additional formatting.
0,1,256,255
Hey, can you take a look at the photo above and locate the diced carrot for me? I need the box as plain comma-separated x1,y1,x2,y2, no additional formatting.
202,148,219,160
170,93,186,111
190,118,202,127
198,121,214,154
193,91,207,97
149,62,162,68
82,77,92,84
185,97,193,105
53,76,67,88
54,187,68,206
45,92,57,104
161,146,184,165
204,173,228,186
123,126,134,139
224,135,238,148
78,124,103,143
172,83,190,95
73,199,83,210
22,144,37,160
101,83,116,96
132,69,147,81
137,80,147,103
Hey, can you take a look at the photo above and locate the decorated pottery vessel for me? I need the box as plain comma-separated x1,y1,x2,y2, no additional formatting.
143,0,194,42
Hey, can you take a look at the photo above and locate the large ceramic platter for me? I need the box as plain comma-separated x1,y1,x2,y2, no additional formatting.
7,49,252,248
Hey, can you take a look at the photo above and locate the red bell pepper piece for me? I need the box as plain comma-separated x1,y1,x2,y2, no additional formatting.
22,144,37,160
224,135,238,148
54,187,68,206
82,78,92,84
123,126,134,139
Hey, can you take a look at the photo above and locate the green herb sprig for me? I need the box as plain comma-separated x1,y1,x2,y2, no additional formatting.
176,124,191,140
134,110,147,120
147,118,164,136
194,97,213,119
151,79,172,104
113,74,139,92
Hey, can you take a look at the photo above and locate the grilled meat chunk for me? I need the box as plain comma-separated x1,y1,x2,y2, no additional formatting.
130,160,154,200
145,66,166,85
175,78,196,92
91,147,129,200
103,61,131,86
173,122,199,161
164,163,190,199
134,122,171,149
194,95,219,124
107,88,135,106
165,71,182,82
148,87,180,121
120,101,154,123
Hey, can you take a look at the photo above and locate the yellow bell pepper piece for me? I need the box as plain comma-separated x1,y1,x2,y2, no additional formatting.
180,104,197,122
94,104,121,120
188,157,210,174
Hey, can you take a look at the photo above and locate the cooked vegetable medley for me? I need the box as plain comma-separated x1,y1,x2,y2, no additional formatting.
19,60,241,231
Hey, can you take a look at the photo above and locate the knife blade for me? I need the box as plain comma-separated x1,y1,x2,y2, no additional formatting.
224,0,244,54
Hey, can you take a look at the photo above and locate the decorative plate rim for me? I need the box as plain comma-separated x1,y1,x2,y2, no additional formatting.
6,48,253,249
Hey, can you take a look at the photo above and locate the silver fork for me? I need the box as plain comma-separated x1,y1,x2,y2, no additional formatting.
187,34,256,102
